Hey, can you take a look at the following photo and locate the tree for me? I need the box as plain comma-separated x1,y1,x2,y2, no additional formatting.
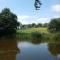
36,23,42,27
0,8,19,36
48,18,60,33
27,24,32,28
31,23,36,28
43,23,48,27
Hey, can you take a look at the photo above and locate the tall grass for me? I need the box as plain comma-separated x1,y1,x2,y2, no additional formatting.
16,32,53,43
16,32,31,41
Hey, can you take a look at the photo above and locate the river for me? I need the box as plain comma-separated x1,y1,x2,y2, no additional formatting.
0,39,60,60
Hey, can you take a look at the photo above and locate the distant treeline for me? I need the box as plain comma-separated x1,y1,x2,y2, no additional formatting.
18,17,60,33
18,23,48,29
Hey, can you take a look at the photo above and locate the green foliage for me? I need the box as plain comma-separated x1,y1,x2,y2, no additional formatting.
31,32,42,43
41,33,51,42
53,33,60,42
31,32,42,38
0,8,19,37
31,23,36,28
43,23,48,27
48,18,60,33
17,28,60,43
20,23,49,29
36,23,42,27
16,32,31,40
16,28,50,42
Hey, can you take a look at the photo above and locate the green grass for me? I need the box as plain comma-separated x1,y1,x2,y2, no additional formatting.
16,28,50,42
16,27,60,43
17,27,48,33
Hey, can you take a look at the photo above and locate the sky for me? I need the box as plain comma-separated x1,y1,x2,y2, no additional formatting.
0,0,60,24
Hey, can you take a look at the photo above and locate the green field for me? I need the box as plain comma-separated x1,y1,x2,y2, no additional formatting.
17,27,48,33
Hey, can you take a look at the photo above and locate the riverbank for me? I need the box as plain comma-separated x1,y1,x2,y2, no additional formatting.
16,28,56,43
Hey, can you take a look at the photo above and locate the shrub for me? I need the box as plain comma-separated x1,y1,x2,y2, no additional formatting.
48,18,60,33
31,32,42,43
54,33,60,42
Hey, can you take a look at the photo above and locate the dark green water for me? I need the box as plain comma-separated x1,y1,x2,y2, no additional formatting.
0,39,60,60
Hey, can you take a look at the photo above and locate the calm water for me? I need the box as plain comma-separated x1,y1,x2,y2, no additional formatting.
0,39,60,60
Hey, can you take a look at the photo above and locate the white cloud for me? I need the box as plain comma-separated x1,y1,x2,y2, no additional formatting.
52,15,60,18
37,18,50,23
18,15,35,24
17,15,50,24
51,4,60,12
18,15,30,19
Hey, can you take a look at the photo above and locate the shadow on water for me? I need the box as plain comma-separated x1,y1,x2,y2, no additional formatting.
48,42,60,60
0,37,19,60
31,38,41,44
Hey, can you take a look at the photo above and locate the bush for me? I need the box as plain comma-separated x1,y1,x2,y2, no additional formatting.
31,32,42,43
54,33,60,42
48,18,60,33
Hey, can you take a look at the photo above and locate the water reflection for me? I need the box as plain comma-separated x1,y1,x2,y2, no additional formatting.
17,41,58,60
0,38,19,60
48,42,60,60
0,38,60,60
31,39,41,44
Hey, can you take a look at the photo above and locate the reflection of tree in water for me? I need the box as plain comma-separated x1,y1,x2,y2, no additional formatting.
31,32,42,44
48,42,60,59
31,39,41,44
0,38,19,60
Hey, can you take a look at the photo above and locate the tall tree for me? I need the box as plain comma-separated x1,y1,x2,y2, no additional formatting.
0,8,19,36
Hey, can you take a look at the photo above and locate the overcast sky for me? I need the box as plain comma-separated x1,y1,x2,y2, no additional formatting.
0,0,60,24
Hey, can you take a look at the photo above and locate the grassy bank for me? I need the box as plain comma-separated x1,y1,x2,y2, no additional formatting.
16,27,48,41
16,28,60,43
